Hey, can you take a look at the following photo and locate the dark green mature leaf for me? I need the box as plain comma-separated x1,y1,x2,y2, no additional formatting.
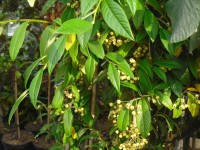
42,0,57,15
29,69,44,108
137,98,151,137
132,0,145,29
117,109,130,131
108,63,120,94
138,58,153,79
138,69,152,93
166,0,200,43
9,22,29,61
189,58,198,78
146,0,164,15
24,56,46,88
144,10,158,42
121,81,140,92
102,0,134,40
189,25,200,53
88,41,105,59
85,55,97,83
172,69,190,86
52,86,64,109
106,52,134,78
47,35,67,75
81,0,98,16
156,91,173,110
154,59,182,69
61,7,76,23
168,77,183,97
64,109,73,137
8,90,28,125
57,18,93,34
160,29,174,55
153,66,167,82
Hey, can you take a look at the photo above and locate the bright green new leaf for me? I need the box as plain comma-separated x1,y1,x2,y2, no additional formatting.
69,41,78,64
9,22,29,61
144,10,158,42
27,0,35,7
85,55,97,83
173,108,182,118
88,41,105,59
166,0,200,43
136,98,151,138
24,56,46,88
117,109,130,131
57,18,93,34
42,0,57,15
52,87,65,109
102,0,134,40
156,91,173,110
81,0,98,16
138,58,153,79
117,42,134,57
126,0,136,16
8,90,28,125
29,69,44,108
106,52,134,78
47,35,67,75
77,27,93,49
0,26,3,35
160,29,174,55
64,109,73,137
132,0,145,29
187,92,199,117
152,66,167,82
71,85,80,102
108,63,120,94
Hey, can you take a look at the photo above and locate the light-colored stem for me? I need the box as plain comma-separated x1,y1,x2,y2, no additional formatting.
0,19,51,25
47,75,51,124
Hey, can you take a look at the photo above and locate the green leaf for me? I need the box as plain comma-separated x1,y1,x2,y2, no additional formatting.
156,91,173,110
47,35,67,75
9,22,29,61
8,90,28,125
27,0,35,7
64,109,73,137
121,81,140,92
154,59,182,69
138,69,152,93
189,25,200,53
166,0,200,43
160,29,174,55
172,69,190,86
187,92,199,117
69,41,78,64
138,58,153,79
42,0,57,15
29,69,44,108
102,0,134,40
71,85,80,102
189,58,198,78
81,0,98,16
77,27,93,50
88,41,105,59
126,0,136,16
117,109,130,131
57,18,93,34
132,0,145,29
52,86,64,109
108,63,120,94
136,98,151,138
106,52,134,78
85,55,97,83
168,77,183,97
24,56,46,88
117,42,134,57
173,108,182,118
146,0,164,15
144,10,158,42
61,7,76,23
152,66,167,82
0,26,3,36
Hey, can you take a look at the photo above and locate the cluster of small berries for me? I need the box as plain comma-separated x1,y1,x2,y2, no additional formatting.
133,45,151,60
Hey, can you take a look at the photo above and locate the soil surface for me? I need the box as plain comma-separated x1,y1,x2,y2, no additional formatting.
2,130,34,145
24,121,45,134
33,136,55,149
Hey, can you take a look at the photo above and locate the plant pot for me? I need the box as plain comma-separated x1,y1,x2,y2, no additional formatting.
24,120,45,135
1,130,34,150
33,135,55,150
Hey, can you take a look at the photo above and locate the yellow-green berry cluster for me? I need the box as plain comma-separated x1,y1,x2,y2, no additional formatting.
133,45,151,60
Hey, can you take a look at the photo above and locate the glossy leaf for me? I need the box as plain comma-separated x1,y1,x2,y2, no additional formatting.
57,18,93,34
8,90,28,125
77,27,93,49
187,92,199,117
88,41,105,59
47,35,67,75
102,0,134,40
64,109,73,137
121,81,140,92
156,91,173,110
153,66,167,82
29,69,44,108
154,59,182,69
117,109,130,131
144,10,158,42
85,55,97,83
9,22,29,61
108,63,120,94
173,108,182,118
81,0,98,16
168,77,183,97
166,0,200,43
27,0,35,7
42,0,57,15
160,29,174,55
65,34,76,51
52,87,64,109
126,0,136,16
138,58,153,79
136,98,151,138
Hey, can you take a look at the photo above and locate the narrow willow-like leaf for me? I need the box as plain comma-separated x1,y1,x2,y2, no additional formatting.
64,109,73,137
42,0,57,15
160,29,174,55
27,0,35,7
29,69,44,108
88,41,105,59
85,55,97,83
52,86,64,109
154,59,182,69
81,0,98,16
117,109,130,131
9,22,29,61
121,81,140,92
102,0,134,40
144,10,158,42
47,35,67,75
136,98,151,138
108,63,120,94
138,58,153,79
8,90,28,125
57,18,93,34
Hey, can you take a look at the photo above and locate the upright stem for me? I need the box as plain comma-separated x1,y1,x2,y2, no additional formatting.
47,75,51,124
13,65,20,139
